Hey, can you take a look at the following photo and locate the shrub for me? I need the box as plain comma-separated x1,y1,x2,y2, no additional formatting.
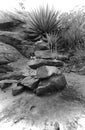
58,8,85,51
27,6,61,41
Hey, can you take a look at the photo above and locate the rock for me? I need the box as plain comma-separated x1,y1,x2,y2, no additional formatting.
35,40,49,50
0,79,17,89
28,59,63,69
12,85,25,96
54,122,60,130
56,54,69,62
0,64,13,73
0,31,35,58
34,74,67,96
21,76,40,90
78,66,85,75
35,50,54,59
0,42,21,64
0,80,17,89
0,32,24,57
37,66,61,79
0,83,12,89
0,19,24,31
0,79,17,84
0,31,25,41
0,71,25,80
22,45,35,58
35,50,69,62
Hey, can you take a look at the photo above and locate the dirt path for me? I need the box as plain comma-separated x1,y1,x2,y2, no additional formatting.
0,72,85,130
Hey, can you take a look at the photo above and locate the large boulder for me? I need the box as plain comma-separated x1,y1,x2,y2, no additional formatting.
0,31,35,58
0,31,24,53
37,66,61,79
0,42,22,64
28,59,63,69
34,74,67,96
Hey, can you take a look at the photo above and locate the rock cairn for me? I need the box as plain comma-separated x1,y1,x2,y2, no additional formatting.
0,39,68,96
0,58,67,96
27,58,67,96
11,58,67,96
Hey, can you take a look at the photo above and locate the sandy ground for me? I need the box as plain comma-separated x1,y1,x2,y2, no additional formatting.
0,68,85,130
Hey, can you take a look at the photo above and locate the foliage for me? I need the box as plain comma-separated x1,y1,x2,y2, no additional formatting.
58,9,85,51
70,46,85,65
1,6,85,61
46,33,59,52
27,6,61,41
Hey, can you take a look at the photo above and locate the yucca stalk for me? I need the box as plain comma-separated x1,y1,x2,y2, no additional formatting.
27,6,61,41
46,33,59,53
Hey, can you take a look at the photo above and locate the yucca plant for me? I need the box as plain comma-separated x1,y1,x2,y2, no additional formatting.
27,6,61,41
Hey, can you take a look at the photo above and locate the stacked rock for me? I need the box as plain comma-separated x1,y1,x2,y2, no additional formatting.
0,57,67,96
25,58,67,96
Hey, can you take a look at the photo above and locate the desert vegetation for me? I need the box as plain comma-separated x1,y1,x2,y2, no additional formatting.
0,6,85,63
0,4,85,130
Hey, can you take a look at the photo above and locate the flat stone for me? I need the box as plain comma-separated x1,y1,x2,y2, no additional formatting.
37,66,61,79
28,59,63,69
34,50,54,59
12,85,24,96
20,76,40,90
0,79,17,89
56,54,69,62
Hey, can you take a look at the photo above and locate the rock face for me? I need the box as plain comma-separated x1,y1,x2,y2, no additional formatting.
28,59,63,69
0,18,24,31
0,32,24,56
0,42,21,64
0,31,35,58
0,15,36,58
